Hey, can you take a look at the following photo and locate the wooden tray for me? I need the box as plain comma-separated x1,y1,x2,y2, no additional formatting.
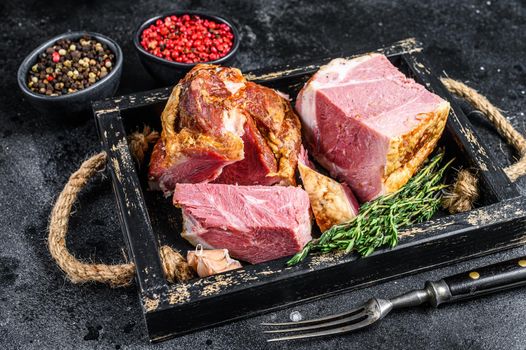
92,38,526,342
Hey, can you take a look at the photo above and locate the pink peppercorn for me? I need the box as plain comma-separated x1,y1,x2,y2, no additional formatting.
52,52,60,63
141,14,234,64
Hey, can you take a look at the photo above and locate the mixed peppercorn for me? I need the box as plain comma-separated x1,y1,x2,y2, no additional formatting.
27,36,115,96
140,14,235,64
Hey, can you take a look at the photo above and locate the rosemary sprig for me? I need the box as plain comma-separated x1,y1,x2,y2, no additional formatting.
287,151,452,266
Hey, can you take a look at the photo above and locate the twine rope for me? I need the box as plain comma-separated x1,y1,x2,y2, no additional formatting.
47,79,526,285
440,78,526,213
128,126,159,166
48,151,193,287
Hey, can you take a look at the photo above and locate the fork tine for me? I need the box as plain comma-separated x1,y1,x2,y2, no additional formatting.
266,316,376,342
260,306,364,327
263,309,368,334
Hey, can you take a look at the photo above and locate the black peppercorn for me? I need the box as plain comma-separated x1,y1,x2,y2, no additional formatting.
26,36,115,96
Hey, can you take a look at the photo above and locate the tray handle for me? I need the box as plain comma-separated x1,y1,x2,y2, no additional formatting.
47,151,193,287
440,78,526,212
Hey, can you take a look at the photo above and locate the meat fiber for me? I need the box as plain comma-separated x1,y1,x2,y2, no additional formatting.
148,65,301,194
173,183,312,264
297,148,359,232
296,54,450,202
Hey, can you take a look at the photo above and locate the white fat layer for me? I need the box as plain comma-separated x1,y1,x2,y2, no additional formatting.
223,80,245,94
309,54,379,90
181,212,214,249
222,108,246,136
297,84,317,136
297,54,378,139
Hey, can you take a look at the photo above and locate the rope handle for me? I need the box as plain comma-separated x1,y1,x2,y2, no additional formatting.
48,132,193,287
441,78,526,213
47,79,526,286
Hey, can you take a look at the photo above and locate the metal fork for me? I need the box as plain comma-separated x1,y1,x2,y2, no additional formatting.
262,256,526,342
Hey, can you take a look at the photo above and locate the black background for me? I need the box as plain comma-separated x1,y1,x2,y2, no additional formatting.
1,0,525,349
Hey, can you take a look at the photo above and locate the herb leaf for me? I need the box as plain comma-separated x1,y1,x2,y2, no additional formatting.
287,151,452,266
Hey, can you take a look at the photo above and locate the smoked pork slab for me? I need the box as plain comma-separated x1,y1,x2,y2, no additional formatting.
173,183,312,264
148,65,301,194
296,54,450,202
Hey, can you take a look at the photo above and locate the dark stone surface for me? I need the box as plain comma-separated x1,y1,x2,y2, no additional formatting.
1,0,525,349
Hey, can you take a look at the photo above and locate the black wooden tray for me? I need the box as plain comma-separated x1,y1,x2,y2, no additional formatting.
92,38,526,342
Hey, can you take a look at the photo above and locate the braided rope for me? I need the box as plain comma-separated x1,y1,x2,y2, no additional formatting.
128,126,159,166
48,152,193,287
441,78,526,213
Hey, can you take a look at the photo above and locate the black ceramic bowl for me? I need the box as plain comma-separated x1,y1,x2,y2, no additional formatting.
17,32,123,114
133,11,240,85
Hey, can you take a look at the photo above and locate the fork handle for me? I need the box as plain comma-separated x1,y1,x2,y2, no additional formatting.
440,256,526,303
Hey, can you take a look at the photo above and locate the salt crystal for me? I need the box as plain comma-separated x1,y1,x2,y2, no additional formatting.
290,311,303,322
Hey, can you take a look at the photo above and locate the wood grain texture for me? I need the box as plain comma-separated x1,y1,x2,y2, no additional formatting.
96,111,167,293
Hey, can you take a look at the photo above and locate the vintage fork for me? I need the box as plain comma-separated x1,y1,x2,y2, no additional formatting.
262,256,526,342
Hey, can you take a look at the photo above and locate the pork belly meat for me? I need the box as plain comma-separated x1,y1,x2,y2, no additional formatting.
173,183,312,264
296,54,450,202
148,65,301,194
